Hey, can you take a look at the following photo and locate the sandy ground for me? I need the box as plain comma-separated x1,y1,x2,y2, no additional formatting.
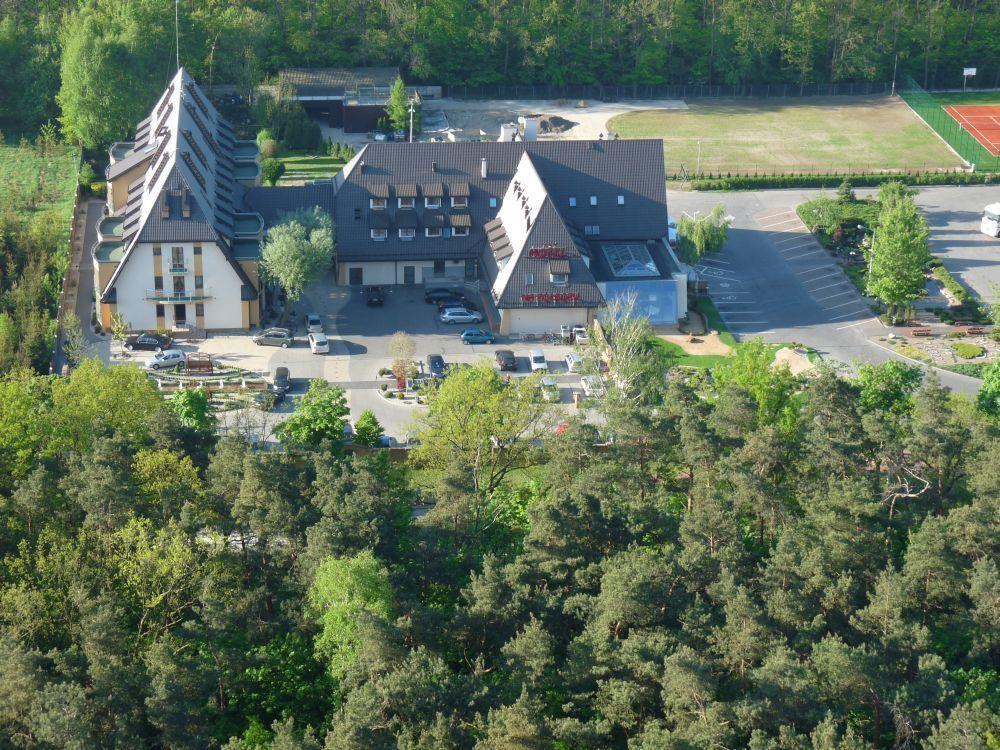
773,347,816,375
424,98,688,140
657,332,733,356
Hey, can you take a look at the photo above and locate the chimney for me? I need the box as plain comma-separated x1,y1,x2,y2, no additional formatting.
480,158,487,179
358,160,365,175
431,161,437,173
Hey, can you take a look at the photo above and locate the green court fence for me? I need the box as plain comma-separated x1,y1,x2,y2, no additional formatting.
899,75,1000,172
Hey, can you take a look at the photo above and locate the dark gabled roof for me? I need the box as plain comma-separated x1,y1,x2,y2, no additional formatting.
396,184,418,198
423,182,444,197
243,184,335,227
334,139,667,265
486,197,604,309
107,146,154,180
278,67,400,99
370,183,390,199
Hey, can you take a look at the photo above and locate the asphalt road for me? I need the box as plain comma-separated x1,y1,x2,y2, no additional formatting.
668,186,984,395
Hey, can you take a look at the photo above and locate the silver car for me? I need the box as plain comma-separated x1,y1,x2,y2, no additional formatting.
306,313,324,333
308,332,329,354
440,307,483,324
147,348,186,370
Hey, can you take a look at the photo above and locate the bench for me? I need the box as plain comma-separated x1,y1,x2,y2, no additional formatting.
911,328,932,337
965,326,986,335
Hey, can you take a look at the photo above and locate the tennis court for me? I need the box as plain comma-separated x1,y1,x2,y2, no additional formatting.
944,105,1000,156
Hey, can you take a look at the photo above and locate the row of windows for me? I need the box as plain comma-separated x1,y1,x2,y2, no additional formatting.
371,196,467,210
153,275,205,290
153,245,203,256
567,195,624,207
522,272,569,286
156,303,205,317
372,227,470,241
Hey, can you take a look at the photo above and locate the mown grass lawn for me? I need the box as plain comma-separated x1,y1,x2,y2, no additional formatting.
608,96,961,175
650,338,731,369
0,143,80,220
276,151,346,183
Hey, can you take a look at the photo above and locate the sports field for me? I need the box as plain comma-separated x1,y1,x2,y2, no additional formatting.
608,96,963,175
945,105,1000,155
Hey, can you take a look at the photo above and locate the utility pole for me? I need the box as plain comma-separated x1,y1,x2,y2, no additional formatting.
696,140,702,177
408,97,414,143
175,0,180,70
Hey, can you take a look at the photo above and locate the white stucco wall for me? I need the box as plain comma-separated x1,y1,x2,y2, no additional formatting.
341,258,466,286
505,307,588,334
111,241,246,330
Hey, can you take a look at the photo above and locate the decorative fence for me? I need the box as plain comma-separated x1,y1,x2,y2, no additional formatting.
442,81,894,101
49,180,84,376
899,75,1000,173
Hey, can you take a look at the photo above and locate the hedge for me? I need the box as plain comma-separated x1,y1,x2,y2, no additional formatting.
929,263,973,305
686,172,1000,191
952,342,986,359
942,362,989,378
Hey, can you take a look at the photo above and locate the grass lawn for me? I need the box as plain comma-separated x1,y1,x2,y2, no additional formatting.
694,296,738,348
0,143,80,220
276,151,346,183
608,96,962,175
650,338,731,369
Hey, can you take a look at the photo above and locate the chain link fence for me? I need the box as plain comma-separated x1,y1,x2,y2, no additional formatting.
899,75,1000,173
442,81,894,101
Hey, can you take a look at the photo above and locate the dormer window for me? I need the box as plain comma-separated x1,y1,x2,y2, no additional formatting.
451,195,467,208
399,228,416,241
426,226,442,238
584,224,600,236
590,195,598,206
568,196,577,207
398,197,415,209
370,198,386,210
425,196,442,209
489,198,498,208
371,229,388,241
452,226,469,237
525,273,534,285
617,195,625,205
550,273,569,286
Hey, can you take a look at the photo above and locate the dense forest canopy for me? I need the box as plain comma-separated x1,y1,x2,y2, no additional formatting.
1,337,1000,747
1,0,998,140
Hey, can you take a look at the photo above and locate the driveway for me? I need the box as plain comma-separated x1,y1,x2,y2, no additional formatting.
912,185,1000,305
668,187,982,395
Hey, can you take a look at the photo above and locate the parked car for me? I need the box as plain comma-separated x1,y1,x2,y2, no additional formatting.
540,375,560,402
146,349,185,370
440,307,483,324
495,349,517,371
564,352,584,373
378,435,399,447
365,285,385,306
461,327,495,344
529,349,548,372
253,327,293,348
581,374,606,398
305,313,323,333
425,288,460,304
272,366,291,395
436,295,477,311
124,332,173,352
426,354,447,378
308,332,329,354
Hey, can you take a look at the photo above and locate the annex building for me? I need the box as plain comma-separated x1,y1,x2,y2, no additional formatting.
93,68,264,332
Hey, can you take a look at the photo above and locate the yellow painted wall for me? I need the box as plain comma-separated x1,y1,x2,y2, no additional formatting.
109,159,150,214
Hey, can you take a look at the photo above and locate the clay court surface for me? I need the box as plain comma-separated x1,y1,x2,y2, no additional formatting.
608,96,964,174
945,105,1000,155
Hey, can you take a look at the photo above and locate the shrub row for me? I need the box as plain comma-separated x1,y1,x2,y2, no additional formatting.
686,172,1000,191
929,263,974,305
942,362,989,378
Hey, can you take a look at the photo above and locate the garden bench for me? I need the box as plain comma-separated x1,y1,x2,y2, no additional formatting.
965,326,986,335
911,328,932,337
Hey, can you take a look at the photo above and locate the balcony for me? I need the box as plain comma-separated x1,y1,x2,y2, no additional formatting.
167,264,188,274
145,287,211,302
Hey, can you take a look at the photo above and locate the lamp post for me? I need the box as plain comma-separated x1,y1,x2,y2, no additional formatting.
859,223,876,296
408,97,415,143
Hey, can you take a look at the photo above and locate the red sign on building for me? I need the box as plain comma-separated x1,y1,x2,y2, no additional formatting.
521,292,580,304
527,245,567,259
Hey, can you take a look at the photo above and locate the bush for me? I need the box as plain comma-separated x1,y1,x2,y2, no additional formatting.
256,129,274,148
261,158,285,186
688,171,1000,191
78,162,97,187
943,362,988,378
259,138,278,158
90,181,106,198
953,342,985,359
931,265,972,305
353,409,384,447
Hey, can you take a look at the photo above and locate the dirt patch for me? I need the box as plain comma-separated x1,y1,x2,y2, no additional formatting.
658,332,732,356
772,347,816,376
537,115,578,134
